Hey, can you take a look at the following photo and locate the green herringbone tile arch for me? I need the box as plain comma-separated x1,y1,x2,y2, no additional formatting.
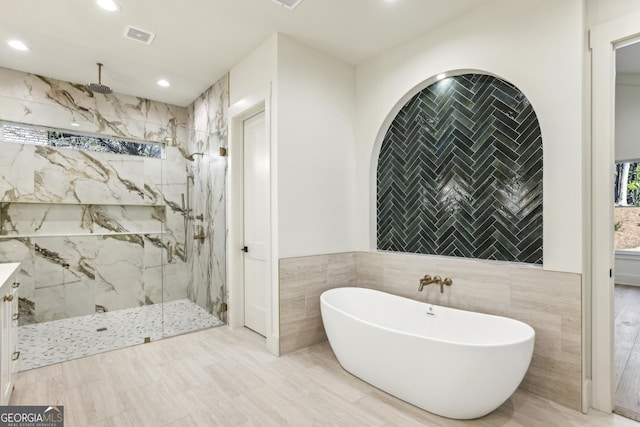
377,73,543,264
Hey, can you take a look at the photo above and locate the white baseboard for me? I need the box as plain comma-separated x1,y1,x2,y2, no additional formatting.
583,378,592,414
614,251,640,286
614,273,640,286
267,334,279,356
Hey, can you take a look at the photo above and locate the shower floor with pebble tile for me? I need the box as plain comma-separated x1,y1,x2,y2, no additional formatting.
17,298,224,371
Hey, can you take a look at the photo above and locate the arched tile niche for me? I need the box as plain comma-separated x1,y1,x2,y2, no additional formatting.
376,73,543,264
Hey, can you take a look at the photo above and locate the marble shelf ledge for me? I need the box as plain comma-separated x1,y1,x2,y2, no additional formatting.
0,231,165,239
0,201,166,208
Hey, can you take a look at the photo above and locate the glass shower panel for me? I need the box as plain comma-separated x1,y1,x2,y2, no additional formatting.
0,209,165,370
0,99,169,370
0,96,227,371
161,126,226,339
140,148,165,344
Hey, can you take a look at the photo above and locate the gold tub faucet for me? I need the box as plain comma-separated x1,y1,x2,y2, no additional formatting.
440,277,453,293
419,275,441,291
419,275,453,293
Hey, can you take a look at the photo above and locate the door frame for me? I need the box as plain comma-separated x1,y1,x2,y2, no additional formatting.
241,110,268,337
227,88,279,355
590,10,640,412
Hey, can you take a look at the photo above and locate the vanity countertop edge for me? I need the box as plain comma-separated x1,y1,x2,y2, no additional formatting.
0,263,20,286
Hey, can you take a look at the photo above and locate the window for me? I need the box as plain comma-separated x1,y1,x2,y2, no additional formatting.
614,161,640,250
1,122,162,158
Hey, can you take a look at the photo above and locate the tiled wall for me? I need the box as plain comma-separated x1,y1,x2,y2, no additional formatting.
279,253,356,354
0,66,228,324
186,79,228,318
0,139,168,323
0,132,173,324
377,74,543,264
357,251,581,410
279,251,581,411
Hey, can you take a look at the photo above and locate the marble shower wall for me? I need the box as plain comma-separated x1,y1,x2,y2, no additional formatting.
0,66,186,143
0,144,172,325
0,66,228,325
186,75,228,320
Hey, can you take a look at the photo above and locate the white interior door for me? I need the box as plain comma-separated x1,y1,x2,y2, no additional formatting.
243,111,268,336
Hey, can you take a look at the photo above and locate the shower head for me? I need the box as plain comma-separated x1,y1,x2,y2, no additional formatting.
86,63,113,94
187,152,204,161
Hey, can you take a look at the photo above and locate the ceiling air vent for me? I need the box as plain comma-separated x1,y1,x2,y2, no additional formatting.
272,0,305,10
123,26,156,45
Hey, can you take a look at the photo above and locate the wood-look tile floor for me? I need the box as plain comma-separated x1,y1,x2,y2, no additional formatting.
615,284,640,421
11,326,638,427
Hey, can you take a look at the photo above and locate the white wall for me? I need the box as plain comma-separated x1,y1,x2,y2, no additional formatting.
230,34,356,259
277,35,356,258
228,34,280,352
229,34,277,107
616,74,640,161
355,0,584,273
587,0,640,27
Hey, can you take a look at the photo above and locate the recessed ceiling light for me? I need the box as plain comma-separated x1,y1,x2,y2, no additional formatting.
70,122,80,127
436,73,446,80
157,79,170,87
97,0,120,12
8,39,29,51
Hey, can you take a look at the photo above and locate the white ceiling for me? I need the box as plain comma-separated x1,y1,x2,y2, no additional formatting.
0,0,487,107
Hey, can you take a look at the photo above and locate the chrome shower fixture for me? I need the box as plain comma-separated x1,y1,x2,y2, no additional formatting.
86,63,113,94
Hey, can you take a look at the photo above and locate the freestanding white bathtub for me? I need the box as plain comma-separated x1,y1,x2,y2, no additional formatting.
320,287,535,420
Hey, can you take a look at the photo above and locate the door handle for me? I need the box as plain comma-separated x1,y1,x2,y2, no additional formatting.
241,246,249,253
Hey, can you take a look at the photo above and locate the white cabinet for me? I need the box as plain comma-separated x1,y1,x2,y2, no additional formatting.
0,263,20,405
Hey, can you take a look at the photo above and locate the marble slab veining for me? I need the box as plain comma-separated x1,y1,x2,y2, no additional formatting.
0,143,34,201
185,75,228,320
0,66,188,143
1,203,163,237
0,66,229,350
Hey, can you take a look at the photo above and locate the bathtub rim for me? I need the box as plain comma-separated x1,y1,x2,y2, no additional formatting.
320,287,535,348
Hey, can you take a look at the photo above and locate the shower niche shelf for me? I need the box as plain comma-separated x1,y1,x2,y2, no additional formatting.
0,201,166,208
0,231,165,239
0,201,166,239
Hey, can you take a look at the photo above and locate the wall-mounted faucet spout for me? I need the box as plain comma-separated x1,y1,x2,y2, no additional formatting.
418,275,441,291
418,275,453,293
